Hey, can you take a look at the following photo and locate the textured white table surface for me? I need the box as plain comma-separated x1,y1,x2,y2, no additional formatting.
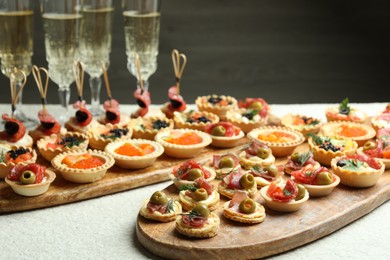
1,103,389,260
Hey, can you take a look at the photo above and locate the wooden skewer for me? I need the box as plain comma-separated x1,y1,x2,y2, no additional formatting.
135,53,144,92
171,49,187,94
102,62,112,100
9,68,27,118
32,65,49,112
73,61,85,105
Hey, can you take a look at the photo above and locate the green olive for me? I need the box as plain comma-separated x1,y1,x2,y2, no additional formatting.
219,156,235,168
290,152,300,163
186,168,204,181
211,125,226,136
239,173,255,189
193,188,209,201
248,101,263,111
316,171,333,185
265,165,279,177
295,184,306,201
150,191,168,205
363,140,377,151
239,198,256,214
257,147,270,159
19,170,36,185
191,204,210,218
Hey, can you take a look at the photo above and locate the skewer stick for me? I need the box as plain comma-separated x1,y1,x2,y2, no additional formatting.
32,65,49,112
73,61,85,105
135,53,144,92
171,49,187,94
101,62,113,107
9,68,27,118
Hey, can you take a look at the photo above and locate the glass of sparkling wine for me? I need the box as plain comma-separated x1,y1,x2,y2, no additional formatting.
40,0,81,124
80,0,114,116
0,0,34,124
122,0,161,93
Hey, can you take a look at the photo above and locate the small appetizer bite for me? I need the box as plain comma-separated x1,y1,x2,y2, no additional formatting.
176,204,220,238
291,164,340,196
225,108,268,134
238,140,275,169
371,105,390,132
195,94,238,121
130,116,174,140
283,151,320,175
325,97,367,123
178,177,220,211
155,128,212,158
281,113,322,139
247,164,283,188
173,110,219,132
331,154,385,188
237,97,271,121
205,121,244,148
247,126,305,157
5,163,56,196
319,121,376,147
223,190,266,224
0,114,33,148
218,168,257,199
357,138,390,169
260,179,309,212
169,159,216,189
88,124,132,151
211,152,241,179
0,146,37,179
36,132,89,162
51,149,114,183
139,191,182,222
105,139,164,169
308,134,358,166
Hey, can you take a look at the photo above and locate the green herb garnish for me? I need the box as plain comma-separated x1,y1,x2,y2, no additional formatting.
167,199,175,213
298,151,312,166
339,97,350,115
178,184,197,192
0,150,6,163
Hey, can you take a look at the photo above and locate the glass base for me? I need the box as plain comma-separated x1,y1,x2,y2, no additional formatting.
13,109,38,130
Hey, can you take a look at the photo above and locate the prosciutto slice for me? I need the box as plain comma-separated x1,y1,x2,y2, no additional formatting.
223,168,246,189
244,140,269,158
228,190,249,208
212,153,240,169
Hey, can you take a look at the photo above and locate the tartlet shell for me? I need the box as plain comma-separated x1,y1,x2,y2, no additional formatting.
294,175,341,197
139,199,182,222
0,146,37,179
260,185,309,212
225,108,268,134
209,129,245,148
154,128,212,158
5,169,56,196
281,113,322,139
51,149,114,183
357,147,390,170
247,126,305,157
222,201,266,224
173,110,219,132
130,116,174,141
195,95,238,120
238,150,276,169
105,139,164,169
36,132,89,162
175,212,220,238
88,123,133,151
179,190,220,211
330,156,385,188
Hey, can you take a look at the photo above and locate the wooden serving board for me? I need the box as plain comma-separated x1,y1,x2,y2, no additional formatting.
136,143,390,259
0,139,250,214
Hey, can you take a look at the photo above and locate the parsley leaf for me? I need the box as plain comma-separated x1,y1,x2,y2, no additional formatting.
298,152,312,166
178,184,197,192
339,97,350,115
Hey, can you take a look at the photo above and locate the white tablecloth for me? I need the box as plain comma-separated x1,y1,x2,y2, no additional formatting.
1,103,389,260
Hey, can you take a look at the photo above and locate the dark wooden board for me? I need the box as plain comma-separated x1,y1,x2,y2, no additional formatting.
136,143,390,259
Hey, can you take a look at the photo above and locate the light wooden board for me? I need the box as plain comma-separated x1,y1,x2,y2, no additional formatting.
136,143,390,259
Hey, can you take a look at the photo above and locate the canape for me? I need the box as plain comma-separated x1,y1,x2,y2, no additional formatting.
325,98,367,123
0,114,33,148
0,146,37,179
195,94,238,120
238,140,276,168
281,113,322,139
139,191,182,222
173,110,219,132
130,116,174,140
283,151,320,175
357,139,390,169
247,164,284,188
210,152,241,179
205,121,245,148
225,108,268,134
218,168,257,199
88,123,132,151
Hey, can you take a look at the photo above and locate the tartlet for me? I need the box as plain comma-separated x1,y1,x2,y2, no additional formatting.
97,112,130,128
0,114,33,148
36,132,89,162
238,140,276,168
225,108,268,134
104,139,164,169
178,178,220,211
88,123,132,151
283,151,320,175
247,126,305,157
291,164,340,196
64,108,100,133
0,146,37,179
357,139,390,169
210,152,241,179
281,113,322,139
223,190,266,224
218,168,258,199
205,122,245,148
319,121,376,147
173,110,219,132
260,180,309,212
371,112,390,132
247,164,284,188
325,98,367,123
154,128,212,158
51,149,114,183
195,94,238,120
308,135,358,166
5,163,56,196
331,154,385,188
130,116,174,140
139,191,182,222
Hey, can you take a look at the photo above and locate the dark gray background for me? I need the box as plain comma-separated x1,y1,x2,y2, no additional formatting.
1,0,389,106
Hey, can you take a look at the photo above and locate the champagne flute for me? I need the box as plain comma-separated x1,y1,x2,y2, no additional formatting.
122,0,161,93
40,0,81,124
80,0,114,116
0,0,34,126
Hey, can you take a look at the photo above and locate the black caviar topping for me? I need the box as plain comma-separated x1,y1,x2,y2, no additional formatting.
336,160,347,167
187,116,211,124
152,120,169,130
319,141,340,152
58,136,82,148
207,96,222,104
7,148,28,160
101,128,129,140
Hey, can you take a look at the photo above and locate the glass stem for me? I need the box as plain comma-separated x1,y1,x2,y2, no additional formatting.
12,81,28,122
58,86,70,125
138,79,149,92
89,76,102,116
